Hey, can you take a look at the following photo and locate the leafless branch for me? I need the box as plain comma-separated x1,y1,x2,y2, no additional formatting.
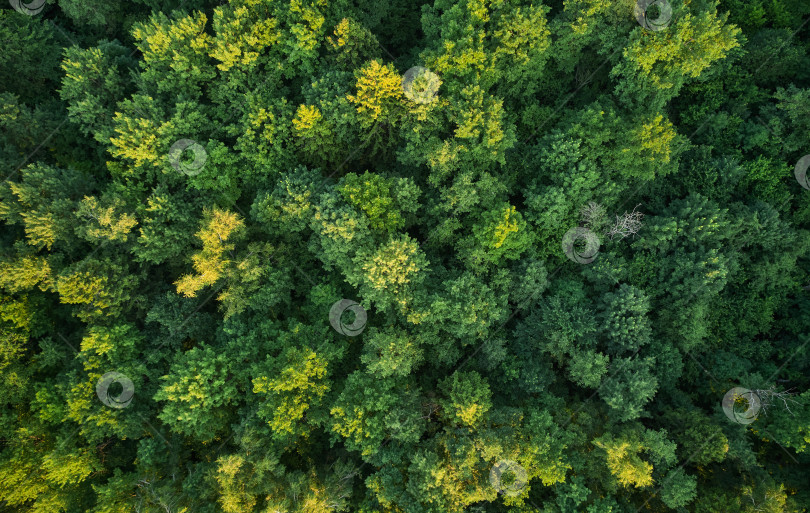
579,201,606,230
605,204,644,240
752,386,801,416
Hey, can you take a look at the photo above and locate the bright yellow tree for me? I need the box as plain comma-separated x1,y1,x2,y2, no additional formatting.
175,208,245,298
594,434,654,488
346,59,406,128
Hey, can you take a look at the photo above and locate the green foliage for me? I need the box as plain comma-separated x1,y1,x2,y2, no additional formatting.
131,11,215,100
338,171,421,233
598,284,652,355
329,371,416,457
0,12,61,104
2,0,809,511
660,467,698,508
613,2,742,108
252,345,329,440
154,345,240,442
60,42,132,143
593,432,654,489
361,326,423,378
58,0,122,27
438,371,492,428
351,234,429,314
461,202,533,267
598,356,658,422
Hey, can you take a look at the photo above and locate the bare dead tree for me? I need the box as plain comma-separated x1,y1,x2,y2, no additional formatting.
329,459,361,484
743,485,786,513
134,478,179,513
420,400,440,421
575,63,595,88
605,204,644,240
751,386,801,417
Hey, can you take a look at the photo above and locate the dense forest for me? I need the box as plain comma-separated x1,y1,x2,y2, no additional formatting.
1,0,809,511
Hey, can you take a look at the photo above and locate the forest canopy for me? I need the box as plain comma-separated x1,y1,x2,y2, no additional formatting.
0,0,809,512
